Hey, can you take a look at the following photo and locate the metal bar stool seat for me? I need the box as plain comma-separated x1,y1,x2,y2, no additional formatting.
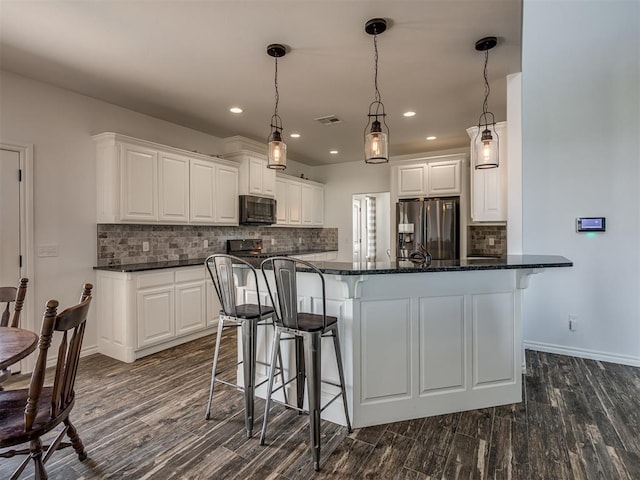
259,257,352,472
204,254,286,439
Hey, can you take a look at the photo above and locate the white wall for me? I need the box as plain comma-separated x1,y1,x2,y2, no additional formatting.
521,1,640,365
314,161,391,261
0,70,226,355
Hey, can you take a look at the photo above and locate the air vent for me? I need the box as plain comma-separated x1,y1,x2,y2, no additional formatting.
314,115,342,126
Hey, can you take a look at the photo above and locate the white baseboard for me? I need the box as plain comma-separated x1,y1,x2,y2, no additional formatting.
524,340,640,368
80,345,99,358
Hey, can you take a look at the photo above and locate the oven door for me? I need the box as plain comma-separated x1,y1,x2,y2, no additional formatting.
239,195,276,225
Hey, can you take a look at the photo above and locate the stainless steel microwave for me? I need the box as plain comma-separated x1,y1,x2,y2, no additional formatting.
239,195,276,225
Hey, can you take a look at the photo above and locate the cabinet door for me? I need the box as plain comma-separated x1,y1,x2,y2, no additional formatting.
312,185,324,226
262,164,276,196
275,178,288,225
120,143,158,221
189,159,216,223
176,281,207,335
287,181,302,225
301,183,314,226
137,286,175,348
397,164,427,198
427,160,461,197
248,157,264,195
159,152,190,222
215,164,239,224
206,280,221,327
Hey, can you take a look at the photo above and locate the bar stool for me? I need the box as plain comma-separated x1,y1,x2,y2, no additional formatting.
205,254,286,438
259,257,352,471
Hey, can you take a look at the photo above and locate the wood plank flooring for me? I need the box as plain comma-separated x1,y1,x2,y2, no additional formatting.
1,330,639,479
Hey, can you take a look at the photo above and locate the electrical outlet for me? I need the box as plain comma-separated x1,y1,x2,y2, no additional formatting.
488,237,495,246
37,244,59,257
203,240,208,248
142,241,149,252
298,237,303,245
271,238,276,245
569,314,578,331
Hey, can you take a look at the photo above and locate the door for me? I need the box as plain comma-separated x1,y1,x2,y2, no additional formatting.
158,152,189,222
215,164,239,224
189,159,216,223
353,197,362,261
120,143,158,221
0,149,21,286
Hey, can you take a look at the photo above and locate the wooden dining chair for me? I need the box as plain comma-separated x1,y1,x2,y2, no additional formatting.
0,278,29,389
0,283,93,480
0,278,28,328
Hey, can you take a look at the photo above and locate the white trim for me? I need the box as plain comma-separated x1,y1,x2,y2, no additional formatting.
524,340,640,368
1,141,35,372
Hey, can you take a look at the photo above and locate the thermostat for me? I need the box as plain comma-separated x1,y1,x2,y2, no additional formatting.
576,217,606,232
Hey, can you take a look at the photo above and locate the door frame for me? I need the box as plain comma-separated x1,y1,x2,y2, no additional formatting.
1,141,35,372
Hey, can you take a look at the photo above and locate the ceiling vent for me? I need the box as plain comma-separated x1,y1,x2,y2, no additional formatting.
314,115,342,126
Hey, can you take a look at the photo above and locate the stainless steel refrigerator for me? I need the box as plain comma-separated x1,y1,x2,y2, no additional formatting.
396,198,459,260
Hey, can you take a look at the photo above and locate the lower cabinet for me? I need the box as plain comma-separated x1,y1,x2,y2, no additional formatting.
97,266,216,363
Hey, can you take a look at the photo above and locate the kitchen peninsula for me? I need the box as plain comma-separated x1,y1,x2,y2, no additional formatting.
96,253,571,428
239,254,572,428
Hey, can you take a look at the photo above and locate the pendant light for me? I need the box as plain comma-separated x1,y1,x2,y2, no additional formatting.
267,43,287,170
474,36,499,169
364,18,390,164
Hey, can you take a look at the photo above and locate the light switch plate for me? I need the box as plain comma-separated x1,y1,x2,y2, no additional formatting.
38,244,59,257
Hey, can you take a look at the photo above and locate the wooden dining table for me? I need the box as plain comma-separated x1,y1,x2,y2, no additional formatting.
0,326,38,370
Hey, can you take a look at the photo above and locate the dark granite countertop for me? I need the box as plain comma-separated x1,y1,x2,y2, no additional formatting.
95,254,572,274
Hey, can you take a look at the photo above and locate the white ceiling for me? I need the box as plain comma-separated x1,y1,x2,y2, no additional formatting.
0,0,522,166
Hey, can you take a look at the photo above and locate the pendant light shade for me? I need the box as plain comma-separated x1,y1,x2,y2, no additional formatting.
267,43,287,170
474,36,499,170
364,18,390,164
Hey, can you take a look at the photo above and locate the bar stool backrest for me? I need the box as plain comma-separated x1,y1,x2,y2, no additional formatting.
206,254,267,318
261,257,328,330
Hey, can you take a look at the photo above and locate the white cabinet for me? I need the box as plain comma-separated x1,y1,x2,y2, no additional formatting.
97,266,215,363
215,164,239,224
312,185,324,226
274,174,324,227
467,122,507,222
159,152,190,222
120,143,158,221
396,156,462,199
397,164,427,197
226,152,276,198
95,133,239,225
175,268,207,336
301,183,314,226
286,181,302,225
275,177,289,225
427,160,461,196
189,159,217,223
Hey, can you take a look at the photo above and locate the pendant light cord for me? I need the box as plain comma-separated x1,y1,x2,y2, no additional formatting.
274,57,280,120
482,49,490,118
373,34,381,104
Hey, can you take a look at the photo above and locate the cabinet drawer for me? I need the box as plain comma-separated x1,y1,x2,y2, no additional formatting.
137,271,174,289
176,267,206,283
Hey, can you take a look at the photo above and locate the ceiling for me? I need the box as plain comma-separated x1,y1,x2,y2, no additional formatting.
0,1,522,166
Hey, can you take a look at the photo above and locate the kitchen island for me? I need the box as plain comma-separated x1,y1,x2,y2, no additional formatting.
240,255,572,428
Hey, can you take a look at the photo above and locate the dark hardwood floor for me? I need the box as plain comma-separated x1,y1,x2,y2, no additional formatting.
1,329,639,479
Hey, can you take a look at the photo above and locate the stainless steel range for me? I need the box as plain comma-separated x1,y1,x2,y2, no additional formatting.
226,238,268,258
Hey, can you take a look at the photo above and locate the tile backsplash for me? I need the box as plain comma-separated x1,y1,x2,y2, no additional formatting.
97,224,338,266
467,225,507,257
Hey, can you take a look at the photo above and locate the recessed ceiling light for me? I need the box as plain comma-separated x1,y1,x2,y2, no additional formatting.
426,136,437,141
290,133,301,138
403,111,416,117
329,150,339,155
229,107,243,114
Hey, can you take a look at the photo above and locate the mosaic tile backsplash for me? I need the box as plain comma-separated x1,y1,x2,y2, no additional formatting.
467,225,507,257
97,224,338,266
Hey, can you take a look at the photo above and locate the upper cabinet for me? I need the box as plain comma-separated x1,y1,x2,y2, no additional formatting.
94,133,238,225
275,174,324,227
224,151,276,198
467,122,507,222
395,154,464,199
